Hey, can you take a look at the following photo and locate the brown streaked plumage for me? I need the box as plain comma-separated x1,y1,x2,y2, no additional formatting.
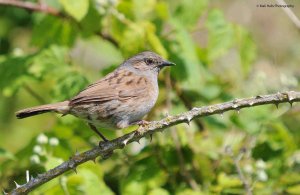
16,51,175,142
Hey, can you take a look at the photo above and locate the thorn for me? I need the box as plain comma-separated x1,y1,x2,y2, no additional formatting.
164,112,170,117
3,190,8,195
249,101,254,106
192,107,199,111
123,139,129,146
236,108,240,114
72,167,77,174
185,115,192,126
149,134,153,142
275,103,279,109
185,120,190,126
233,98,239,103
68,161,77,174
75,149,79,156
289,102,293,108
26,170,30,183
14,181,21,188
162,121,168,126
287,91,296,101
136,139,140,144
255,95,263,98
220,113,224,119
92,158,96,164
30,175,34,181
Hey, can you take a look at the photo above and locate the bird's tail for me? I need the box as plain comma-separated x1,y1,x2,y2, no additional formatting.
16,101,70,119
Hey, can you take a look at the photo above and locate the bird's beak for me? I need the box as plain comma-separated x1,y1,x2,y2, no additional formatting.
160,60,176,67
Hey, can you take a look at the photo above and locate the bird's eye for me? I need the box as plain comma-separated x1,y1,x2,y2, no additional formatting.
145,58,155,65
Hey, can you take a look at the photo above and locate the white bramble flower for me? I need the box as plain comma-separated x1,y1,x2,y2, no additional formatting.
256,159,266,169
37,134,48,144
33,145,43,154
257,170,268,181
30,155,40,164
49,137,59,146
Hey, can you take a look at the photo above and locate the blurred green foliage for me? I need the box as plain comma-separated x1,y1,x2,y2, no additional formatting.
1,0,300,194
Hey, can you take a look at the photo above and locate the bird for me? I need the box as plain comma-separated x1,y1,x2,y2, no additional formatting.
16,51,175,142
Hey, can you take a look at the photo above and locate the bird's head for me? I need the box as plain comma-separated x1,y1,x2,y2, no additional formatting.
122,51,175,73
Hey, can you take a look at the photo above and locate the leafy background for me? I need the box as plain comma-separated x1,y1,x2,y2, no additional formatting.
1,0,300,194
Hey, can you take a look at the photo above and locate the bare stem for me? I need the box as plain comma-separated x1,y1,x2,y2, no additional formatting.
165,70,200,191
225,147,252,195
7,91,300,194
23,84,46,104
0,0,61,16
0,0,119,45
275,0,300,29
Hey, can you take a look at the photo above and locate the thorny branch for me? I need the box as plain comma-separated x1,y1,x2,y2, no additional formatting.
6,91,300,194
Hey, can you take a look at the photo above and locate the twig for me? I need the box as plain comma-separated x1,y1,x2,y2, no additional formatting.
225,146,252,195
23,84,46,104
165,70,200,191
0,0,61,16
172,80,204,130
0,0,119,46
275,0,300,29
7,91,300,194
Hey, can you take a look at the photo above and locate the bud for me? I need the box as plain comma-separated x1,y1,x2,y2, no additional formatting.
33,145,43,154
49,137,59,146
30,155,40,164
37,134,48,144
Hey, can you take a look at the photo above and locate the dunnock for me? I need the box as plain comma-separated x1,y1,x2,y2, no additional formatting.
16,51,175,142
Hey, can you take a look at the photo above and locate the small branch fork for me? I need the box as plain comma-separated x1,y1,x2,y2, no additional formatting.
6,91,300,194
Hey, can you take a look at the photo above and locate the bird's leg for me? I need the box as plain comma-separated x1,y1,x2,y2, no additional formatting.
88,123,109,143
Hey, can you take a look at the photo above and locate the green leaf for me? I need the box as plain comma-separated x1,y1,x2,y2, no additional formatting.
80,169,114,195
286,184,300,194
148,188,169,195
145,22,168,58
59,0,89,21
32,15,77,47
80,4,102,36
0,148,15,160
133,0,156,20
119,22,146,56
236,26,257,76
29,45,69,79
217,173,242,188
170,20,208,91
0,55,34,96
206,9,234,61
121,157,167,194
176,189,206,195
174,0,208,28
51,71,89,101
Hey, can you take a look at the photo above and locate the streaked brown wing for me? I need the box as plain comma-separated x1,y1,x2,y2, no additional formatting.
70,69,149,105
